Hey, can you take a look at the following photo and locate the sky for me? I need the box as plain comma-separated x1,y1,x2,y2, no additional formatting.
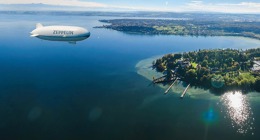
0,0,260,13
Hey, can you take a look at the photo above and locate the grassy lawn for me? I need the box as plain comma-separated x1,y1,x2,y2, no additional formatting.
153,25,186,34
191,62,198,68
235,72,256,84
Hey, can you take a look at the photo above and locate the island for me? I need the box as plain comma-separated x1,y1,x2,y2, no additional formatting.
152,48,260,93
96,19,260,40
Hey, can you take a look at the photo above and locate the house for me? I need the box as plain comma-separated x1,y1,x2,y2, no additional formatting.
177,60,191,68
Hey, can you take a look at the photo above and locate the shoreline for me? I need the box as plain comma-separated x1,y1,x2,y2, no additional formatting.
136,56,260,101
97,19,260,41
135,56,218,100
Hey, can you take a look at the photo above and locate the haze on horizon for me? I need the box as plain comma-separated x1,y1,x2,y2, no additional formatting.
0,0,260,13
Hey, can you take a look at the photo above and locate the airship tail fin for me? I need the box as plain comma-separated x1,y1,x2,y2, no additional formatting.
36,23,43,29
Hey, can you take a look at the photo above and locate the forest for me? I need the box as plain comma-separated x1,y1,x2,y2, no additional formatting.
153,48,260,93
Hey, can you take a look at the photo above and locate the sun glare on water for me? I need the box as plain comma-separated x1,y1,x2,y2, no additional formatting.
220,91,255,134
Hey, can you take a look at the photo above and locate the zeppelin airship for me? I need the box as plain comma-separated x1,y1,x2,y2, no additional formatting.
30,23,90,44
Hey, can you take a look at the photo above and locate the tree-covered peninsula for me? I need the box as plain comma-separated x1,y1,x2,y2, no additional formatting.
97,19,260,40
153,48,260,93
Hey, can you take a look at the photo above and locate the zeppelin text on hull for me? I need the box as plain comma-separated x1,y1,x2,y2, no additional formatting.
53,30,74,35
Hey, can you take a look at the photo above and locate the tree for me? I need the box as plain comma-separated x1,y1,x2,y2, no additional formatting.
156,63,166,72
211,75,225,88
186,69,197,84
201,60,208,67
226,57,234,65
255,78,260,92
173,53,182,60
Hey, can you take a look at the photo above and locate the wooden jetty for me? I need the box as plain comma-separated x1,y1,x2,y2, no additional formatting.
164,78,178,94
153,75,167,84
180,84,190,99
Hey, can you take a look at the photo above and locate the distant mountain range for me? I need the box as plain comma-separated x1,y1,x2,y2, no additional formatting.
0,3,95,11
1,3,260,22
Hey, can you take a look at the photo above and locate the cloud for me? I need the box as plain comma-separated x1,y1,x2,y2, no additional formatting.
116,1,260,13
190,1,203,4
0,0,259,13
182,1,260,13
0,0,107,8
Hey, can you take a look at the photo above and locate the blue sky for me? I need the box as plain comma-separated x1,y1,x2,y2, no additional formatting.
0,0,260,13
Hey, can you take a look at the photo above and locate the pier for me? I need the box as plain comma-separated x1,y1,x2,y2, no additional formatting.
164,78,178,94
153,75,167,84
180,84,190,99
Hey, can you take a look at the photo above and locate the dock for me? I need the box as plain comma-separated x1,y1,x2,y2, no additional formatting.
180,84,190,99
153,75,167,84
164,78,178,94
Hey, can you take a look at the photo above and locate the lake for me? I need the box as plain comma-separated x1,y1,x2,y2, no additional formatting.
0,13,260,140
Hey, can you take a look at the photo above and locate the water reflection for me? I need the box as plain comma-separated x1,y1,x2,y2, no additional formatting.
220,91,255,134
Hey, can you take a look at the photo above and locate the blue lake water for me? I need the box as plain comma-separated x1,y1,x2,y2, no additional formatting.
0,13,260,140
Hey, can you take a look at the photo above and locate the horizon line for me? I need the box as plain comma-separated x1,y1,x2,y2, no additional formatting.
0,3,260,14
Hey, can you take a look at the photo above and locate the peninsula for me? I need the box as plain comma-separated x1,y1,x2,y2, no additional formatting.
96,19,260,40
152,48,260,93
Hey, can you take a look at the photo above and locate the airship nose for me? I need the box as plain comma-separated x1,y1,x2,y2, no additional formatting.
80,29,90,38
84,31,91,37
